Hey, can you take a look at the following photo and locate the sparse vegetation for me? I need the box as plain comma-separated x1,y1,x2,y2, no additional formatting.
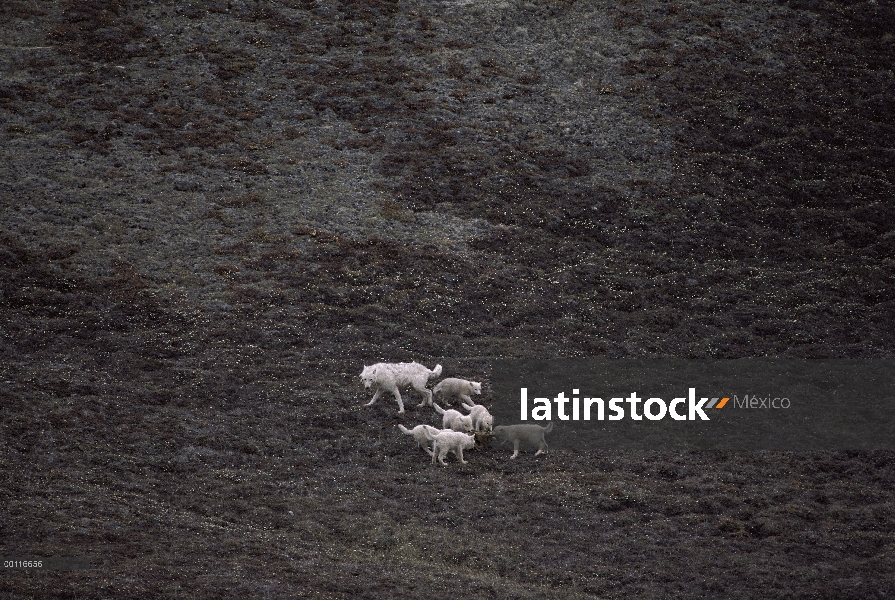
1,0,894,597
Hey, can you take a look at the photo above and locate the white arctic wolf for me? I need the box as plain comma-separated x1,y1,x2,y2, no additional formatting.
423,428,476,466
432,403,473,432
398,424,444,455
459,403,493,432
360,362,443,414
432,377,482,405
492,422,554,459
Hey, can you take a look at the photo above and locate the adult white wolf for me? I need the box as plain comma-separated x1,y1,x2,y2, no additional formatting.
360,361,443,414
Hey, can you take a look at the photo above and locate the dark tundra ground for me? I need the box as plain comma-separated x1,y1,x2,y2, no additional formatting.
1,0,894,597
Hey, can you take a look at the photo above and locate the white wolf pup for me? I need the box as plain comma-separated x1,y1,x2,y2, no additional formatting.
459,402,493,432
432,403,473,432
360,362,443,414
492,422,554,459
432,377,482,406
398,424,444,455
423,428,476,466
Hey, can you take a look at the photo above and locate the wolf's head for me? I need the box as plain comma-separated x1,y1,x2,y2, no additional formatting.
470,381,482,394
360,364,376,388
481,413,493,432
462,434,476,450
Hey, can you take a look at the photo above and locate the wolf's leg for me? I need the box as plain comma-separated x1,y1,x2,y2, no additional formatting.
459,394,471,405
412,381,432,407
510,440,520,459
387,386,405,413
438,448,448,466
365,388,383,406
534,438,548,456
458,448,467,464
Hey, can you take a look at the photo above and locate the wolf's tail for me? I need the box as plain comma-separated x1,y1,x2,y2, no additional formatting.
429,364,443,379
432,403,445,415
544,421,555,434
398,424,412,435
458,403,472,413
